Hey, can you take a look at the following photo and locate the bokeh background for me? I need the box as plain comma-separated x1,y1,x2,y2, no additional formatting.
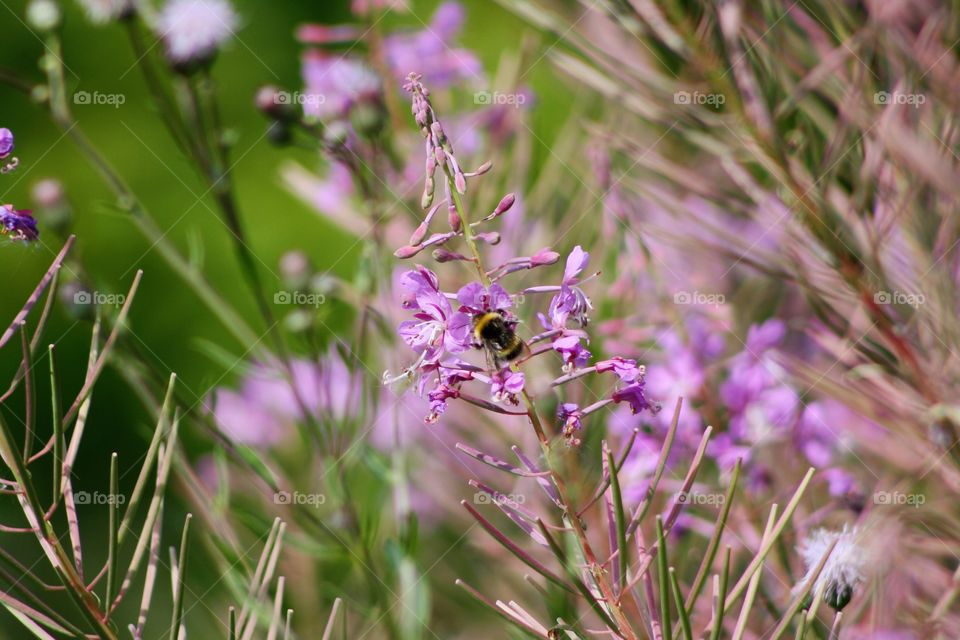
0,1,576,636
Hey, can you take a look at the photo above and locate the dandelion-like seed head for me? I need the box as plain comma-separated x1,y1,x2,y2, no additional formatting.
797,525,866,611
157,0,238,67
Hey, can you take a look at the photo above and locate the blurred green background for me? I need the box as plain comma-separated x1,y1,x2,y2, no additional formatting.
0,0,576,636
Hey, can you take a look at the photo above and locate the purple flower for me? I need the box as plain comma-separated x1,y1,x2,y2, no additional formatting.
385,3,482,89
558,402,584,446
211,355,360,446
596,356,643,383
552,334,591,369
456,281,513,315
1,205,39,242
301,52,382,121
563,245,589,284
612,380,656,415
490,368,524,403
823,468,857,498
0,129,13,158
746,318,786,352
397,265,470,361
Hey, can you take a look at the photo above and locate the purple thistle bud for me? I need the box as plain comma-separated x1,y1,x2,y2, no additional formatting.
0,205,39,242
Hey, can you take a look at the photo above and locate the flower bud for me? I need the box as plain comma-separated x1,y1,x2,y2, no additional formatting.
26,0,60,32
31,178,71,235
255,85,298,122
494,193,516,216
279,251,311,290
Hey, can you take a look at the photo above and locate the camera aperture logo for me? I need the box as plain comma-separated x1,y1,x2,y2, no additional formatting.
75,491,125,505
675,491,725,506
274,91,325,107
473,91,526,107
473,492,525,506
274,491,326,507
874,290,924,308
74,291,127,308
73,91,126,109
874,91,925,108
274,290,326,307
673,290,725,307
674,90,725,108
873,490,924,508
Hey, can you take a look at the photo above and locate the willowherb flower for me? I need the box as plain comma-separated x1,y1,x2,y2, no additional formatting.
0,128,18,174
796,525,866,611
156,0,238,67
390,75,659,434
397,265,471,363
0,128,13,158
211,355,362,446
301,52,382,122
1,205,39,242
385,2,482,89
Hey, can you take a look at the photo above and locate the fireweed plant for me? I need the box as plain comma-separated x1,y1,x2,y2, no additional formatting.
383,74,842,640
496,0,960,636
1,0,955,638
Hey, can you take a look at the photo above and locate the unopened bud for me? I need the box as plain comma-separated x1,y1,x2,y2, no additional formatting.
494,192,516,215
409,221,429,246
475,231,500,245
394,244,424,259
447,205,461,232
433,249,469,263
255,85,297,121
279,251,311,290
531,248,560,266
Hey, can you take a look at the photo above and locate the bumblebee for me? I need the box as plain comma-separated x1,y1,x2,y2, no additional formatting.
473,311,528,366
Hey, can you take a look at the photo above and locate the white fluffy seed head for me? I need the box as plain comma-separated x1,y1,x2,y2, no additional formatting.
796,524,866,611
156,0,238,65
